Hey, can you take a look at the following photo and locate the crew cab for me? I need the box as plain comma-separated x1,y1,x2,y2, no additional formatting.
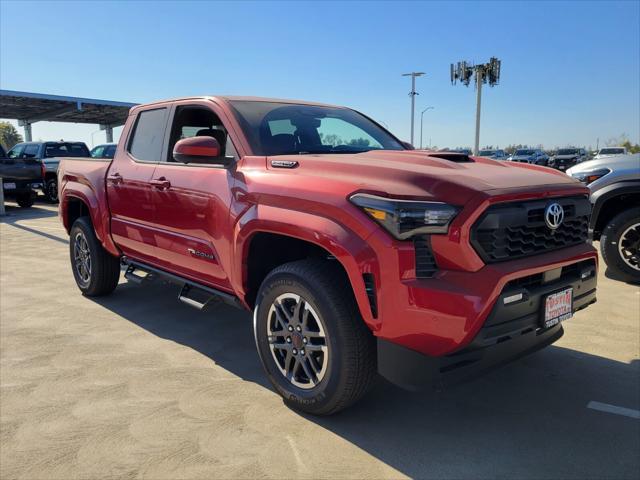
8,141,90,203
0,143,42,207
58,96,598,415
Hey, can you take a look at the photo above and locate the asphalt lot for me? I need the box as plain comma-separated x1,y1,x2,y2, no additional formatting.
1,201,639,480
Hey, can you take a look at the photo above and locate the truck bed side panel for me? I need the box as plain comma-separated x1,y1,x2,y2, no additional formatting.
58,157,120,257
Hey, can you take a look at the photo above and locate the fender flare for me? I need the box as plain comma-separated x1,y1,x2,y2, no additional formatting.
61,183,120,257
231,204,381,331
590,180,640,231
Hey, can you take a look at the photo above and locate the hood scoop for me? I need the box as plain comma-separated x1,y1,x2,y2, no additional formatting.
427,153,474,163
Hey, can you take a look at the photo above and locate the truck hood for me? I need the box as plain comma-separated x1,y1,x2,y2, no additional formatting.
269,150,580,204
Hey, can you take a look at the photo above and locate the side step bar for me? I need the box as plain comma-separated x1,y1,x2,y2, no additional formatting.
122,258,243,311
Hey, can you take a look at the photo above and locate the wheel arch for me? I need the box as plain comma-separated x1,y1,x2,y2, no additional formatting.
591,181,640,239
61,187,120,257
233,205,380,331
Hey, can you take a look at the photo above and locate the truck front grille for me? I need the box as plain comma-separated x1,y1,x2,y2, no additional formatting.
471,196,590,263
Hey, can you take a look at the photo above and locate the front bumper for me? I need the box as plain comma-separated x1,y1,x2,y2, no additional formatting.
377,256,597,389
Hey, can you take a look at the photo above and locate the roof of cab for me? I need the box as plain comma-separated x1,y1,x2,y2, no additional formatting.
129,95,343,114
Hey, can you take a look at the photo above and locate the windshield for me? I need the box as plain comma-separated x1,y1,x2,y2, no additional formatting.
229,101,405,156
478,150,495,156
599,148,624,155
558,149,578,155
515,149,534,155
45,143,89,158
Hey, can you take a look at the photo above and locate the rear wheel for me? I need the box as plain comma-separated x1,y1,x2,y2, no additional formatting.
601,208,640,282
254,259,377,415
69,217,120,296
44,178,58,203
16,192,34,208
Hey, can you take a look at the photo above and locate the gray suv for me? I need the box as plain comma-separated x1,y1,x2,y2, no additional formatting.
567,154,640,282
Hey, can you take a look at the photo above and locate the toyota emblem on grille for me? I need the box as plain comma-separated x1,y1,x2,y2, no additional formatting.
544,203,564,230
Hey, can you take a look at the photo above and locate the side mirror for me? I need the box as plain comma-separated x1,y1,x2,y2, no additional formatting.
401,141,415,150
173,136,229,166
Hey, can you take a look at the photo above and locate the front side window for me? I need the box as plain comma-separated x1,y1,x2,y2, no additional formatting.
229,101,404,156
128,108,168,161
90,146,105,158
165,105,236,164
8,144,25,158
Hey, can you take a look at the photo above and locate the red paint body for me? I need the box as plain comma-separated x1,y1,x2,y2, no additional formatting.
58,96,598,357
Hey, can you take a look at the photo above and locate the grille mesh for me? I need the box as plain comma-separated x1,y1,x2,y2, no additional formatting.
414,235,438,278
472,197,590,263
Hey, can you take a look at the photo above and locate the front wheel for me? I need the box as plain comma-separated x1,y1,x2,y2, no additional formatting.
600,208,640,282
69,217,121,296
254,259,377,415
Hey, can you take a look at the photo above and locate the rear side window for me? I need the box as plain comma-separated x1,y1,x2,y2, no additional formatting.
23,144,39,158
104,145,117,158
128,108,168,161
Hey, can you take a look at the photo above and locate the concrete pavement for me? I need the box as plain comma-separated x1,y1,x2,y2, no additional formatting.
1,202,638,479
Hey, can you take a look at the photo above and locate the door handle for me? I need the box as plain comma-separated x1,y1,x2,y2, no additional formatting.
107,172,123,185
150,177,171,189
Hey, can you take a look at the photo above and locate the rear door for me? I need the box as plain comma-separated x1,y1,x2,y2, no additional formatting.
148,101,239,290
106,107,169,263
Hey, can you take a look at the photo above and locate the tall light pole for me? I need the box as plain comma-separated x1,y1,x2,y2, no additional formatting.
420,106,434,149
451,57,501,155
402,71,425,146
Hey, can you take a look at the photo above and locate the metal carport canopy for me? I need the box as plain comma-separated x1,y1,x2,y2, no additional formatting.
0,89,138,142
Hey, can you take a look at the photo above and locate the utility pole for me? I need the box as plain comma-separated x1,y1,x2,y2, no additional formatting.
420,106,434,149
451,57,501,155
402,72,425,146
474,69,483,156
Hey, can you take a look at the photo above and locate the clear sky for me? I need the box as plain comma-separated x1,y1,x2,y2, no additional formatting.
1,0,639,150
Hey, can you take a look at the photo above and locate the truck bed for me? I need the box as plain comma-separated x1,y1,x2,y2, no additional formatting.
0,157,41,181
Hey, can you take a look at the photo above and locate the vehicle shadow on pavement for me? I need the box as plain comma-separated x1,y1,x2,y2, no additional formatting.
0,202,58,222
90,278,640,479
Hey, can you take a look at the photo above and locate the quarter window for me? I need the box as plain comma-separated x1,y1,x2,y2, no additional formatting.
128,108,168,161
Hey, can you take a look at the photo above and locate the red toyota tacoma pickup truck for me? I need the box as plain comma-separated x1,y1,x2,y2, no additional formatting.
58,96,598,415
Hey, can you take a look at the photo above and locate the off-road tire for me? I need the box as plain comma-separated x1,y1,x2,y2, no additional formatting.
600,208,640,282
69,217,120,296
16,193,34,208
254,259,377,415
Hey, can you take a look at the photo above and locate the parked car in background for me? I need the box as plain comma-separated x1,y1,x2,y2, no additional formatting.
7,141,90,203
450,148,472,155
478,149,507,160
0,143,42,207
90,143,117,159
567,153,640,282
548,148,588,171
508,149,549,165
593,147,628,160
58,95,597,415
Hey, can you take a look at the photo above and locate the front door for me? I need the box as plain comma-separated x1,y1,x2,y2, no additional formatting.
107,107,169,263
149,103,238,291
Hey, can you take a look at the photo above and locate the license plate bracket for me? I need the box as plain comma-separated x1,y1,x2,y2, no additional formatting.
543,287,573,328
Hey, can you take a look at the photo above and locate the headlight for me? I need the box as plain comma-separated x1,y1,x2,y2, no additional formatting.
350,193,458,239
570,168,610,185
